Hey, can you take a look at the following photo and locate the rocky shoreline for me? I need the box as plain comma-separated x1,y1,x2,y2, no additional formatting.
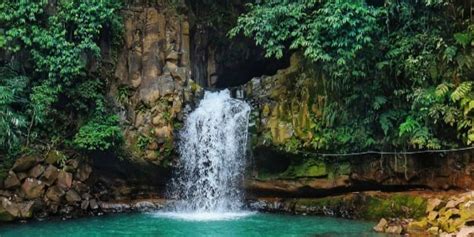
373,191,474,236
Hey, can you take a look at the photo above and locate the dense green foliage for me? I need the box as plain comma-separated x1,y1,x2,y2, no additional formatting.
232,0,474,152
0,0,123,158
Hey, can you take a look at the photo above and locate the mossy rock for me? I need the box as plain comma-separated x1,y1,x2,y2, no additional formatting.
45,150,67,165
361,194,427,220
282,160,328,178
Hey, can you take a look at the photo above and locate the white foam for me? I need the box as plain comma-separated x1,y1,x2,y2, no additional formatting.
168,90,251,212
152,211,256,222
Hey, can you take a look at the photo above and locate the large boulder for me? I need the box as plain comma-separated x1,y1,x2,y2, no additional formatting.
45,185,65,203
57,171,73,189
42,165,60,186
21,178,46,199
4,171,20,189
12,156,37,172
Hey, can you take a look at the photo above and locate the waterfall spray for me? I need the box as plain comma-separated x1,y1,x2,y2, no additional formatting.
167,89,251,216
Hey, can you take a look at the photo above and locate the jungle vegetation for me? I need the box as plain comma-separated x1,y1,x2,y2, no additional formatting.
231,0,474,152
0,0,473,174
0,0,123,175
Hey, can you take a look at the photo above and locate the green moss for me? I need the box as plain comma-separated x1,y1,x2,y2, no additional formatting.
281,159,328,178
361,194,427,220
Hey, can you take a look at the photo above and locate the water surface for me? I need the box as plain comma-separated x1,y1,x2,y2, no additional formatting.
0,212,388,237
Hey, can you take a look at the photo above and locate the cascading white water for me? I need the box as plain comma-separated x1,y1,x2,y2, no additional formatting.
164,89,251,219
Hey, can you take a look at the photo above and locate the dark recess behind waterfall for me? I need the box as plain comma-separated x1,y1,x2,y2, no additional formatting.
186,0,291,89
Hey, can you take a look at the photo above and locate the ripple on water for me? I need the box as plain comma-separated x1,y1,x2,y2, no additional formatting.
151,211,256,221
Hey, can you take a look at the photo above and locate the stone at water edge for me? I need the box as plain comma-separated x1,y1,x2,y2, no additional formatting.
12,156,37,172
373,218,388,232
0,198,15,221
407,219,429,233
21,178,46,199
385,225,403,234
17,201,34,218
81,200,89,210
89,199,99,210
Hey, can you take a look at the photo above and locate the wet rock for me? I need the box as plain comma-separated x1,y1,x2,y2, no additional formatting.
21,178,45,199
4,171,20,189
12,156,37,172
89,199,99,210
17,201,34,218
132,201,157,211
81,200,89,210
65,190,81,203
28,164,45,178
373,218,388,232
154,125,172,138
100,202,131,213
42,165,60,186
0,198,17,221
45,185,66,203
57,171,73,189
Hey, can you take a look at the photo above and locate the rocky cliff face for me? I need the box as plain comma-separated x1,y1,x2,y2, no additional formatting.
241,54,474,197
110,2,202,165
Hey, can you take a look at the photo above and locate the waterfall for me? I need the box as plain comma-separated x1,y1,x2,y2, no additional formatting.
165,89,251,218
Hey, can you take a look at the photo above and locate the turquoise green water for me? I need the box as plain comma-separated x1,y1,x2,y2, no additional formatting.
0,212,387,237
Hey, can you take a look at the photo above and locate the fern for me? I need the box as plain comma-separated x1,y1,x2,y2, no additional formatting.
435,83,452,98
451,82,473,102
